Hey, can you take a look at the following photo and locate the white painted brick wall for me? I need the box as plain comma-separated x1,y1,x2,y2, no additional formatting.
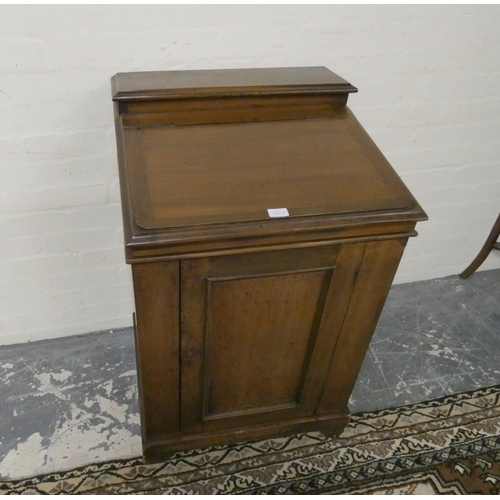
0,5,499,345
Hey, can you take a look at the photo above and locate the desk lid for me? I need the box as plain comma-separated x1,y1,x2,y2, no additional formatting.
113,67,426,245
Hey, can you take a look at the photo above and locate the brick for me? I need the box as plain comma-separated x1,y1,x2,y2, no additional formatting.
365,127,418,154
388,103,457,129
0,236,43,260
0,164,68,191
428,200,499,223
66,157,118,184
108,180,122,203
0,185,109,214
57,302,132,326
486,143,500,163
43,227,118,254
452,100,500,124
48,268,121,293
118,267,133,286
23,130,114,162
78,248,126,270
413,122,500,150
5,101,113,137
70,204,123,231
0,212,73,239
1,291,86,317
387,143,494,172
0,254,80,280
0,71,112,107
0,138,26,162
0,275,50,296
84,284,134,306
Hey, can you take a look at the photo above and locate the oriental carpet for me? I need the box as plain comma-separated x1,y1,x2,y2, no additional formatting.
2,385,500,494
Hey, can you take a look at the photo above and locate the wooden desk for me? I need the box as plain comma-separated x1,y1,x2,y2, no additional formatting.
111,67,427,462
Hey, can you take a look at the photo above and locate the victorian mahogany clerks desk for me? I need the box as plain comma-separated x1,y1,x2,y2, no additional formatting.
111,67,427,462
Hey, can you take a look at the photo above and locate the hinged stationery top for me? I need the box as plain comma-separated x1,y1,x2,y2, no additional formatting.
111,66,358,101
112,67,427,253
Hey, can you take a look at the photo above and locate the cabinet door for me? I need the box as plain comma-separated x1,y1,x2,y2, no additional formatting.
180,244,366,433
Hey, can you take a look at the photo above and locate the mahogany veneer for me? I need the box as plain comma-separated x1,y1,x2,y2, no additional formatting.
111,67,427,462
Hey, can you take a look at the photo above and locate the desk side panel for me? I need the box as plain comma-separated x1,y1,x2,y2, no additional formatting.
132,261,180,441
317,238,408,414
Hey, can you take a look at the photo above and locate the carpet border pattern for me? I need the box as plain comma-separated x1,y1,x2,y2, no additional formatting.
1,384,500,494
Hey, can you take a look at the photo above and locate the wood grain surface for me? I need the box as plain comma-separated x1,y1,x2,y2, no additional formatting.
112,67,426,462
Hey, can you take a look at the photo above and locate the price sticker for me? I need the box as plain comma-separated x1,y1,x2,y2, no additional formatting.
267,208,290,218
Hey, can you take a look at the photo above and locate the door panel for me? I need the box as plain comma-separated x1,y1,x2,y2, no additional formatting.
180,244,365,433
206,269,327,417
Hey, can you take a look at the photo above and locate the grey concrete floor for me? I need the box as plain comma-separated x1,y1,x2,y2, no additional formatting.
350,268,500,411
1,268,499,480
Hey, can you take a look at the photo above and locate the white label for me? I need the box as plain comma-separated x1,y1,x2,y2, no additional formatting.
267,208,290,218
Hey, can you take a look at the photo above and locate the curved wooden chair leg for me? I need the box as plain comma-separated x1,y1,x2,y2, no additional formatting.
460,213,500,279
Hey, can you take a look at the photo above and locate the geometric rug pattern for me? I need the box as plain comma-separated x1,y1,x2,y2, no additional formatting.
2,385,500,494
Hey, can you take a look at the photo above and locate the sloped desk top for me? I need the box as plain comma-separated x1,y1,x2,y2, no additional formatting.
112,67,426,259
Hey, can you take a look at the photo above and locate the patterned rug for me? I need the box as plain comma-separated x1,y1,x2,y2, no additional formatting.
2,385,500,494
